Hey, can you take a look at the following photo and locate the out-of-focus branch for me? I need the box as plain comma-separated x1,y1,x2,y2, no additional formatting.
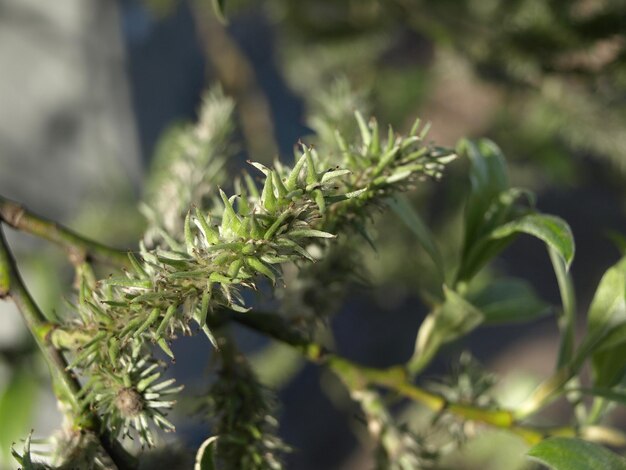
191,0,279,162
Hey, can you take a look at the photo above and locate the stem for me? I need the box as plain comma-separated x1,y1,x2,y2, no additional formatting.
515,249,580,421
220,308,626,447
0,195,129,267
549,246,576,369
0,225,136,469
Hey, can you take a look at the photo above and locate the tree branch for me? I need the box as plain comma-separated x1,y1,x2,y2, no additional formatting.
220,308,626,447
0,195,130,267
0,224,137,469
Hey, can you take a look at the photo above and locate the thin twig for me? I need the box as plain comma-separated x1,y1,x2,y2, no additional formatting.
190,0,279,163
0,195,130,267
220,308,626,447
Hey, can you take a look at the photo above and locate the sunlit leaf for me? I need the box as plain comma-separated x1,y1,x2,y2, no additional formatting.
195,436,219,470
410,287,484,374
490,214,575,270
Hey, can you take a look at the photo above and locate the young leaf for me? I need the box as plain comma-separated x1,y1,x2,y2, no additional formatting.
289,229,335,239
467,277,550,324
184,210,194,254
355,111,371,148
286,153,307,190
195,436,219,470
527,437,626,470
246,257,276,284
321,169,351,184
573,257,626,371
157,304,178,337
158,338,175,360
458,138,509,249
304,146,319,185
272,171,288,199
261,173,278,213
134,308,161,337
490,214,575,270
409,286,484,374
592,341,626,390
211,0,227,23
578,257,626,386
587,257,626,342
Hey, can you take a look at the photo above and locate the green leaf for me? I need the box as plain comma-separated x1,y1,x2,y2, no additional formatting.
467,278,550,324
288,229,335,239
195,208,219,245
184,210,194,254
11,431,35,468
304,146,319,185
577,387,626,405
587,257,626,343
575,258,626,370
103,277,152,289
388,195,444,281
195,436,219,470
355,111,371,147
248,161,270,176
460,139,508,198
345,188,367,199
456,140,535,284
286,153,307,190
127,252,148,278
211,0,227,23
490,214,575,270
592,341,626,389
458,139,509,251
575,257,626,386
158,338,175,360
134,308,161,338
409,286,484,374
264,210,291,240
157,251,191,266
246,257,276,284
527,437,626,470
219,189,244,236
272,171,288,199
261,173,278,213
320,169,351,184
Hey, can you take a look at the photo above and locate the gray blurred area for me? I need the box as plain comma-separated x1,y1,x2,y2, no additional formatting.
0,0,141,463
0,0,141,217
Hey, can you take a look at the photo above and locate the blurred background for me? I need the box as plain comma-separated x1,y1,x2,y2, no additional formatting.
1,0,626,468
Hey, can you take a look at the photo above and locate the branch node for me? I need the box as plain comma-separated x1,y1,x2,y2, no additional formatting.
1,200,25,228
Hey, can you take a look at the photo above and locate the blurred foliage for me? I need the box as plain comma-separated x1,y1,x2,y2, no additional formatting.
244,0,626,186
